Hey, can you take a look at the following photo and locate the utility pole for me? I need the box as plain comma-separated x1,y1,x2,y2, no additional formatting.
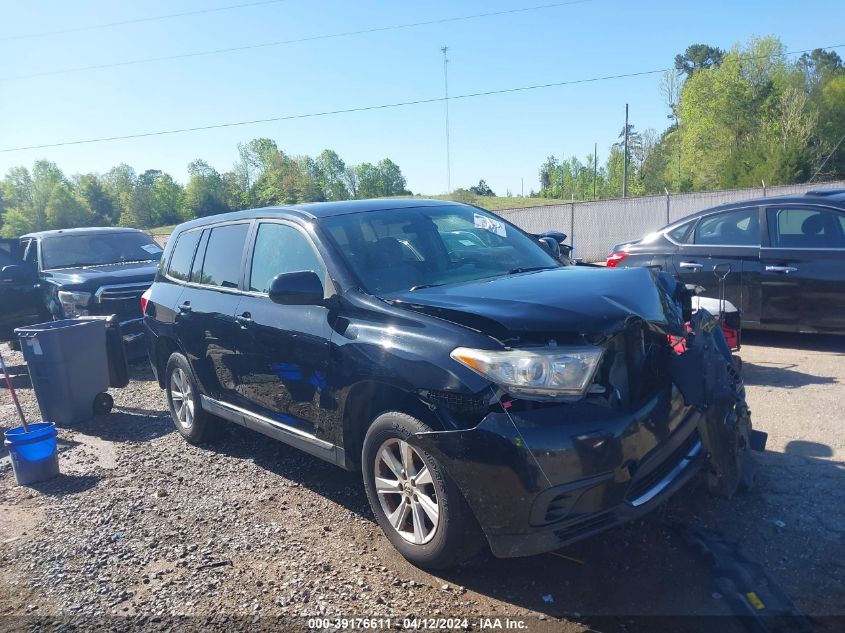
593,142,598,200
441,46,451,195
623,103,629,198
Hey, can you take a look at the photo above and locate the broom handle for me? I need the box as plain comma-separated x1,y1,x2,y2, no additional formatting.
0,350,28,433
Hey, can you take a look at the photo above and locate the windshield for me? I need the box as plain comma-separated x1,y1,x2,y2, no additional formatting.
41,232,163,270
319,205,559,295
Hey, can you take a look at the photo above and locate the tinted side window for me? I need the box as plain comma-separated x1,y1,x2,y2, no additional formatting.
189,230,210,283
668,221,694,244
694,208,759,246
167,230,202,281
198,223,249,289
249,223,326,293
766,207,845,248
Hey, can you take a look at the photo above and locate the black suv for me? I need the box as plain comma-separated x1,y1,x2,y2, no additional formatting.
0,227,162,345
143,199,757,569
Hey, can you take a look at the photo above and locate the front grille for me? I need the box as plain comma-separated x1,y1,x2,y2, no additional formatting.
93,283,150,321
626,430,700,503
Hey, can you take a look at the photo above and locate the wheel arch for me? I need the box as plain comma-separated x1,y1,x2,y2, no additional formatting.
154,335,181,388
341,380,441,471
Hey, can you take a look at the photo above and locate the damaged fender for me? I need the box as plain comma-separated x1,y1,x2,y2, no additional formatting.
669,308,761,498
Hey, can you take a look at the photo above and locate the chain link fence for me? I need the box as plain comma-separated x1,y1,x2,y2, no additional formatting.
497,180,845,262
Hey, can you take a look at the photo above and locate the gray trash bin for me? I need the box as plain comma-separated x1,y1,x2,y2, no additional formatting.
15,319,114,425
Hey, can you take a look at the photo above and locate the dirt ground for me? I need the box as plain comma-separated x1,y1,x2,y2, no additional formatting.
0,331,843,632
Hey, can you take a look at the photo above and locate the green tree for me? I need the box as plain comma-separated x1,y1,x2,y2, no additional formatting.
469,179,495,196
377,158,408,196
315,150,349,200
149,173,185,225
183,160,232,218
45,183,91,229
674,44,725,77
74,173,117,225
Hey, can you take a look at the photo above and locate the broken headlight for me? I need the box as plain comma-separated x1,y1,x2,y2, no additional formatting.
450,346,603,400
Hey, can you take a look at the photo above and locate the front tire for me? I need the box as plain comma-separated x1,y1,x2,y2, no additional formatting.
164,352,217,444
362,411,483,569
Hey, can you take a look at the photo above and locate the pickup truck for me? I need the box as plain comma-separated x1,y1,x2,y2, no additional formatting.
0,227,163,348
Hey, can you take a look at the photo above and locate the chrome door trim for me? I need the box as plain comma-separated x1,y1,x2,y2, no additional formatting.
200,395,344,466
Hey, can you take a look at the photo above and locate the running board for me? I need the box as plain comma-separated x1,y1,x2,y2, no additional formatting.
200,395,345,467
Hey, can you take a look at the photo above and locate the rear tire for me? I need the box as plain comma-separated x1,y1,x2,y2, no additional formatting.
164,352,218,444
362,411,484,569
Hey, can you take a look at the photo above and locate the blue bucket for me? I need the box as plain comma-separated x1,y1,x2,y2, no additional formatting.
4,422,60,485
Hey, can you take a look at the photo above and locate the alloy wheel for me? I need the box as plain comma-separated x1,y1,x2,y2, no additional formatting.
374,438,440,545
169,367,194,430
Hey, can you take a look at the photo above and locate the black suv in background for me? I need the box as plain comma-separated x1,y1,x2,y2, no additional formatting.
0,227,163,344
606,189,845,334
143,199,757,569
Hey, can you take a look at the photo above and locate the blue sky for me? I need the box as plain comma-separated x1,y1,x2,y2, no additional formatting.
1,0,843,196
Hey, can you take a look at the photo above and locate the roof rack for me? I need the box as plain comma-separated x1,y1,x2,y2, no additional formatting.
804,188,845,197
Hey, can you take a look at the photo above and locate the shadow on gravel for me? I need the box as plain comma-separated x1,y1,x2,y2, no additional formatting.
0,363,28,376
128,360,157,382
28,473,99,496
57,411,173,443
0,373,31,390
208,424,370,518
740,360,838,388
743,330,845,353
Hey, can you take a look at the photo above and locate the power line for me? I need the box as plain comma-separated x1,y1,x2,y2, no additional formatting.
810,130,845,182
2,43,843,154
0,1,592,82
0,0,291,43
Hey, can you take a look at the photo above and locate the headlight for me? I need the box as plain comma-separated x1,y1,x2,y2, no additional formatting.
450,346,603,400
57,290,91,317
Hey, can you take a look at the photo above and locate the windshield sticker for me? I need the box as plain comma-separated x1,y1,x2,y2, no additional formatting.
141,243,163,254
459,239,477,246
474,213,506,237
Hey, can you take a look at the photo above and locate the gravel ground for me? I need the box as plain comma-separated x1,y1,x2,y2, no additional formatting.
0,332,843,632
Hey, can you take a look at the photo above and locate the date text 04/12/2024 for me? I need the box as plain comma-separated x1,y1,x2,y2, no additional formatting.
307,618,529,630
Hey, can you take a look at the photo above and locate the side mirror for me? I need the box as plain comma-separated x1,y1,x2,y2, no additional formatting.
538,236,561,259
0,264,35,283
268,271,324,306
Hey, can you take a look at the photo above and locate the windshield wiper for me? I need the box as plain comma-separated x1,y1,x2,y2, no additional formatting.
507,266,558,275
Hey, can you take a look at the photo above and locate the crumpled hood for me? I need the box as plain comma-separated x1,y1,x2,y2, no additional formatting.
390,266,685,339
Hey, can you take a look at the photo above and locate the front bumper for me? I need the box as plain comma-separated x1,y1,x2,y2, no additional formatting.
413,383,705,558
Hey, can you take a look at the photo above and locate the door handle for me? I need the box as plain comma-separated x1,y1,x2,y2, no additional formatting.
765,265,798,274
679,262,703,270
178,301,192,313
236,312,253,327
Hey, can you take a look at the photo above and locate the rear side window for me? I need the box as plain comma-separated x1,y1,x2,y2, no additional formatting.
196,223,249,289
249,223,326,293
694,208,759,246
167,230,202,281
189,230,210,283
766,207,845,248
667,221,694,244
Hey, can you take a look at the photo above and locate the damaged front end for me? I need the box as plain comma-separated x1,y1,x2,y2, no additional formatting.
409,268,763,557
